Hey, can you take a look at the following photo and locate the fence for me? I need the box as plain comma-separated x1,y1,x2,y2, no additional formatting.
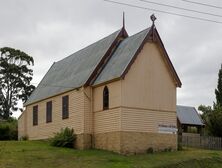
180,134,222,150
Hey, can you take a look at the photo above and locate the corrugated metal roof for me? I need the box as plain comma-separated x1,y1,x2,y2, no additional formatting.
25,26,181,106
25,29,122,105
93,28,150,85
177,105,204,126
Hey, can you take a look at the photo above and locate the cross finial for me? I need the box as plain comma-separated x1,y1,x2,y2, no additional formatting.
123,12,125,28
150,14,157,26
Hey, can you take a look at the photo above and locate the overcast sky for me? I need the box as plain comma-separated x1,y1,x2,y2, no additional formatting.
1,0,222,117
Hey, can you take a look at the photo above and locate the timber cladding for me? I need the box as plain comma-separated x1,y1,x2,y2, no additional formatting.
121,107,176,133
18,110,27,139
121,42,176,112
24,89,85,140
19,87,93,149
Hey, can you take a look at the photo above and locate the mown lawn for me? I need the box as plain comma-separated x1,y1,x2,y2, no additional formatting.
0,141,222,168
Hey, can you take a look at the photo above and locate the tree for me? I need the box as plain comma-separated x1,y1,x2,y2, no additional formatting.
0,47,35,120
0,89,5,119
215,65,222,107
199,64,222,137
198,105,212,125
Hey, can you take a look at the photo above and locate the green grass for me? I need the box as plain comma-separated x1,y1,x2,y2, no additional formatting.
0,141,222,168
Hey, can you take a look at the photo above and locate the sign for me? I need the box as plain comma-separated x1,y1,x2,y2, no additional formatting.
158,124,177,134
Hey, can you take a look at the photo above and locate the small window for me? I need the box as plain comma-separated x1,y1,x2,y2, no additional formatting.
103,86,109,110
33,105,38,126
62,95,69,119
46,101,52,123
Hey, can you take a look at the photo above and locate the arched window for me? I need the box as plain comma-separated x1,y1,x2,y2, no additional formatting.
103,86,109,110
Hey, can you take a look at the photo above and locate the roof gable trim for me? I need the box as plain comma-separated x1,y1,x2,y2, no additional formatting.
154,29,182,87
121,27,182,88
120,28,152,79
84,27,128,86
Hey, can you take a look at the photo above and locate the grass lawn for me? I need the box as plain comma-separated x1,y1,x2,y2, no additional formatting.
0,141,222,168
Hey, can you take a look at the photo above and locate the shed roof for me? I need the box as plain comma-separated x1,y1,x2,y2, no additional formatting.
177,105,204,126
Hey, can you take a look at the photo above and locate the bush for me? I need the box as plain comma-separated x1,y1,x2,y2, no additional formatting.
20,135,29,141
146,147,154,154
50,127,76,148
0,118,18,140
164,147,172,152
178,143,183,151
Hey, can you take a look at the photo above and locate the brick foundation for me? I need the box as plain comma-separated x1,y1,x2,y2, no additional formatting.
120,131,177,154
93,132,121,153
75,133,92,149
93,131,177,154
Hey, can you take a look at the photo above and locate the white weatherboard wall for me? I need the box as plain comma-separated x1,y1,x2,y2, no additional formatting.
121,42,177,133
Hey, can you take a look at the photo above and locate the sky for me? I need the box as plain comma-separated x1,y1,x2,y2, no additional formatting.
0,0,222,118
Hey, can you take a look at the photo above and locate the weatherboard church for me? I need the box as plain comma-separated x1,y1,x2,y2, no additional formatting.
18,15,181,154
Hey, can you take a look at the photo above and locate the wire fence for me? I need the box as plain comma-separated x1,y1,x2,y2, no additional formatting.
179,134,222,150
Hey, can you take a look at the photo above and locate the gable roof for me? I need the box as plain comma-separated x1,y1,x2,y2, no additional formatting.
25,25,181,106
93,27,182,87
25,29,126,106
93,28,150,85
177,105,204,126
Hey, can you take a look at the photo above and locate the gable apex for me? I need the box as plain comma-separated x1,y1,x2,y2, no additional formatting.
93,27,181,88
121,27,181,87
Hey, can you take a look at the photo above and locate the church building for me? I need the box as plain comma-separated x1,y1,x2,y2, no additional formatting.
18,16,181,154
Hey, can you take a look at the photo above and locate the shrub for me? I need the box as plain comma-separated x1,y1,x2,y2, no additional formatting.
20,135,29,141
0,118,18,140
50,127,76,148
164,147,172,152
178,143,183,151
146,147,154,154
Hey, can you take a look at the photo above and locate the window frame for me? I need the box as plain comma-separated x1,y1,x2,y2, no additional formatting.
46,101,52,123
103,86,109,110
62,95,69,119
33,105,38,126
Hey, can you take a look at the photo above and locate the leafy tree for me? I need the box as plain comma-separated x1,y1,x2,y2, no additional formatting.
0,90,4,119
0,47,35,120
0,117,18,140
198,105,212,126
215,65,222,107
199,65,222,137
208,105,222,137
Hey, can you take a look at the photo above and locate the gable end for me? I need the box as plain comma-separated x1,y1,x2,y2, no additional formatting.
121,27,182,88
154,29,182,87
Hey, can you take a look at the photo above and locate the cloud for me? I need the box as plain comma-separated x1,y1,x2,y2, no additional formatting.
0,0,221,117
